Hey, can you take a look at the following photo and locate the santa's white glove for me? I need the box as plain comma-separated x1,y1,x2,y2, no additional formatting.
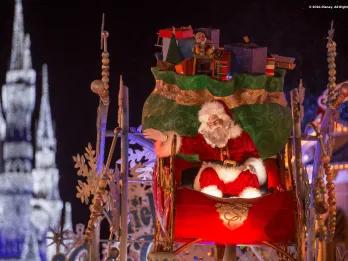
143,128,168,142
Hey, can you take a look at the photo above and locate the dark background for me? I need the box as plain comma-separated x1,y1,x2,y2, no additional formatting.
0,0,347,226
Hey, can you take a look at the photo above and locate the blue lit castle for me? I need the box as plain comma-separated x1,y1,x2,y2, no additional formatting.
0,0,70,260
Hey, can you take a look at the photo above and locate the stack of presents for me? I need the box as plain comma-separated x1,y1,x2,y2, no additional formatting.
155,26,296,80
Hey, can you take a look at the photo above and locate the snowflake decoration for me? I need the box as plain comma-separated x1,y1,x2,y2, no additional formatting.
73,143,115,209
117,126,155,181
73,143,99,204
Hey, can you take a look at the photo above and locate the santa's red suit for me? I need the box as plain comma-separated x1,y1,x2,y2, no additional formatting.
180,131,265,198
153,101,267,198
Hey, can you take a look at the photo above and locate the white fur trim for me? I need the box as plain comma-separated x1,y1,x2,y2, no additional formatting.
194,162,243,190
154,131,181,158
239,187,262,198
200,185,223,198
243,157,266,185
198,101,229,123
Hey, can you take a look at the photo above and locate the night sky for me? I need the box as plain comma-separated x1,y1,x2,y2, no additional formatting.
0,0,347,226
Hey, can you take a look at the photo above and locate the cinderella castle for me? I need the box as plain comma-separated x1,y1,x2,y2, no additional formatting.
0,0,70,260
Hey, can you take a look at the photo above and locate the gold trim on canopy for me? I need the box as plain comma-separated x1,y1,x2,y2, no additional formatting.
153,80,287,109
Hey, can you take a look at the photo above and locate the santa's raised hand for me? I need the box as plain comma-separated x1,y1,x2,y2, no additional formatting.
143,128,178,158
143,128,167,142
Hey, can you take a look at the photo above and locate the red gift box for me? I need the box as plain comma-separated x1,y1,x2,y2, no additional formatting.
159,27,193,39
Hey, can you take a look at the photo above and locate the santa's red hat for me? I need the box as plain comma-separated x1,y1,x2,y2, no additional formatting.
198,100,232,123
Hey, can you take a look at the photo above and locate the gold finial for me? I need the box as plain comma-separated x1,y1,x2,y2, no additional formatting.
328,20,335,41
118,75,124,126
101,13,109,52
91,13,110,105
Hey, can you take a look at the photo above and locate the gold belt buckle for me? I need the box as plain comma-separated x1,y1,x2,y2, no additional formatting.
223,160,237,167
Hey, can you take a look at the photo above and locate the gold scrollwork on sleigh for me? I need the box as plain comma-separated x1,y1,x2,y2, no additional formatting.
215,202,252,230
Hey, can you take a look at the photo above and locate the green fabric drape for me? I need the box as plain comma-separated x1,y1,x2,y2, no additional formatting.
142,94,291,159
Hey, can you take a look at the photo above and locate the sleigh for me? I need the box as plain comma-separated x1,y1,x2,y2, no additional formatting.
67,21,340,261
142,67,303,260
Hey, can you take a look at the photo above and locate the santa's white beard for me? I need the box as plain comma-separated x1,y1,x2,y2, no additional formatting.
199,121,232,148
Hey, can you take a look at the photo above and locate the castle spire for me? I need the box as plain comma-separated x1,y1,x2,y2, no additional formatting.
10,0,30,70
35,64,56,168
2,0,36,173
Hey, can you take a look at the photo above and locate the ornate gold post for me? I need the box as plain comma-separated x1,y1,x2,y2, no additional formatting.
85,13,110,261
325,20,338,261
119,77,129,261
148,137,177,261
168,135,177,252
92,13,110,175
290,81,306,261
307,21,338,261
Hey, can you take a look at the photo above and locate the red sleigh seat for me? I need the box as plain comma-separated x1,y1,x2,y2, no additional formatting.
153,156,296,245
174,188,296,245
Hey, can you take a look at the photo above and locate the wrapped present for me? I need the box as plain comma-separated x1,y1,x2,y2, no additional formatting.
225,43,267,74
177,38,195,58
271,54,296,70
159,27,193,39
265,57,276,76
175,58,195,75
159,27,195,61
213,50,232,81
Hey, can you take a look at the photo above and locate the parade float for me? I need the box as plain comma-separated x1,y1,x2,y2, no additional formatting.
142,23,340,260
143,26,297,260
56,18,345,261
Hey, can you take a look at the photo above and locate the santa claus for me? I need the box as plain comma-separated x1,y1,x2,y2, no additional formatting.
143,100,266,198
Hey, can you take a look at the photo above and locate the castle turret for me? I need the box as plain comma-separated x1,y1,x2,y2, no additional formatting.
2,0,36,174
35,64,56,170
31,64,63,260
32,64,60,201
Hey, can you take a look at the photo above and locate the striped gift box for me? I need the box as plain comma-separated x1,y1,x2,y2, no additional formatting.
265,57,276,76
